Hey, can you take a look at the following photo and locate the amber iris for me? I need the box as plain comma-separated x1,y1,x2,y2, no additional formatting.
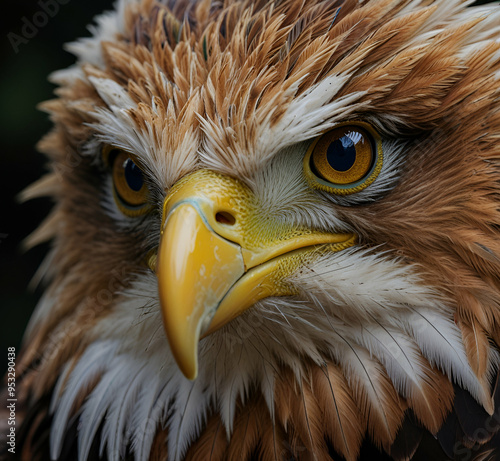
311,126,375,185
110,149,150,215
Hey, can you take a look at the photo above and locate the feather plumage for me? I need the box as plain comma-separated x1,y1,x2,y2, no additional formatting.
3,0,500,460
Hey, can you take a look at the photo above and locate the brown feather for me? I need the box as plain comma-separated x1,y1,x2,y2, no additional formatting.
185,416,228,461
309,363,366,461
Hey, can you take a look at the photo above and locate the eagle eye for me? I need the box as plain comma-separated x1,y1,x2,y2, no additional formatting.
103,146,151,217
304,122,383,195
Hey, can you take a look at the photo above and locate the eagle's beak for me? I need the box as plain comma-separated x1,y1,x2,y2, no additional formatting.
155,170,356,379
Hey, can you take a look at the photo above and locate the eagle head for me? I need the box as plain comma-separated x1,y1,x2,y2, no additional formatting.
7,0,500,460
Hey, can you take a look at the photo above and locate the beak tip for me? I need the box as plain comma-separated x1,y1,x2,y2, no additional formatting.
177,353,198,381
164,325,200,381
185,370,198,381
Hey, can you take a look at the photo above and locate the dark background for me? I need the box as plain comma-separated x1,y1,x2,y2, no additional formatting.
0,0,113,371
0,0,497,373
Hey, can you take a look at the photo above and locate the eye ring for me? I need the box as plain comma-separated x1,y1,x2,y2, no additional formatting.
303,121,383,195
103,146,151,217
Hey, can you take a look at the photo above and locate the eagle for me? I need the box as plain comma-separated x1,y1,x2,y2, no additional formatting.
3,0,500,459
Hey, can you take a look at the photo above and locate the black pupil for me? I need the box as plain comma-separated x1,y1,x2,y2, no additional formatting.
124,159,144,191
326,135,356,172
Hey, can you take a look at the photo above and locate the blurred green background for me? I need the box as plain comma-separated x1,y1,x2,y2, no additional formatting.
0,0,497,374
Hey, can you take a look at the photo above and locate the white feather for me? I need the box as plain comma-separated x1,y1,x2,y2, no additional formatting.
51,342,119,459
78,363,124,460
403,308,489,407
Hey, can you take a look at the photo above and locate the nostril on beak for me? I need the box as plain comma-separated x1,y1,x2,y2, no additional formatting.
215,211,236,226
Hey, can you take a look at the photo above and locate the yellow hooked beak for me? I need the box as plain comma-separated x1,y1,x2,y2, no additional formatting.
154,170,356,379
